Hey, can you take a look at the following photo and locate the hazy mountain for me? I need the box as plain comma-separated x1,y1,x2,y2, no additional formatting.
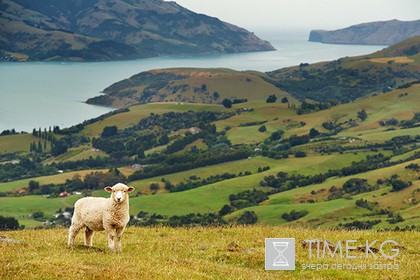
0,0,274,61
309,19,420,45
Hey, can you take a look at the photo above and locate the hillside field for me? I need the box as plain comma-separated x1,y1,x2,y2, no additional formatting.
1,226,419,279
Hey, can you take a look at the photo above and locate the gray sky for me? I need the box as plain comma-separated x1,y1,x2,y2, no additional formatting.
171,0,419,32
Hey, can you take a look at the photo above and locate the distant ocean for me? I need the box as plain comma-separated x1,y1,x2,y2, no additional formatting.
0,32,386,132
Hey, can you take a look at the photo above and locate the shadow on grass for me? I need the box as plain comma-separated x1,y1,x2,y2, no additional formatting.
69,244,107,253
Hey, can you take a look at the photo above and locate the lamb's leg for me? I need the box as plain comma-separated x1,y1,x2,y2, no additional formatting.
115,227,125,253
68,222,84,245
107,228,116,251
84,227,94,247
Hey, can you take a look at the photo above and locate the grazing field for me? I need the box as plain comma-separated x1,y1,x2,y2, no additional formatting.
81,102,224,137
0,226,418,279
0,134,39,153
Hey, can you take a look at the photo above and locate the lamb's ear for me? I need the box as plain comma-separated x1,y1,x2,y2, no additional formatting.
127,187,135,192
104,187,113,192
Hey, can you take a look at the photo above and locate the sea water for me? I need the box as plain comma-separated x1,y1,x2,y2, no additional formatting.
0,32,385,132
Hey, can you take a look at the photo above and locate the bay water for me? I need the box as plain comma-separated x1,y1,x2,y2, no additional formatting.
0,33,386,132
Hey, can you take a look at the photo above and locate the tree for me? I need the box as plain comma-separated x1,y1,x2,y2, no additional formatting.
391,179,411,192
294,151,307,158
258,125,267,132
222,99,232,108
357,109,368,121
28,180,40,192
218,204,234,216
281,97,289,103
150,183,160,192
269,130,284,141
342,178,372,194
266,94,277,103
309,128,320,138
237,211,258,225
101,126,118,138
0,215,20,230
51,140,68,156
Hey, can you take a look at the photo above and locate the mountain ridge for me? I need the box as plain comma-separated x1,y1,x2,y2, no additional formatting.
0,0,274,61
309,19,420,45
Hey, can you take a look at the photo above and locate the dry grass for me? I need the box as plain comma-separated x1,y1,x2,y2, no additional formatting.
369,57,414,63
0,226,418,279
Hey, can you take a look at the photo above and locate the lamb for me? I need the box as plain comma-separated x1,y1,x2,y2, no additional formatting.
67,183,135,252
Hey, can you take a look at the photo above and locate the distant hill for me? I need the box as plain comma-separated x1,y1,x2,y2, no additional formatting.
0,0,274,61
309,20,420,45
265,36,420,103
87,37,420,107
86,68,294,108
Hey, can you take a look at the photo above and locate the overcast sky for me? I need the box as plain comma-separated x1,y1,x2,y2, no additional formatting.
171,0,419,33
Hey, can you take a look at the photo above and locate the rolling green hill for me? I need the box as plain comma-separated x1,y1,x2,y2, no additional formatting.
265,36,420,103
0,38,419,232
86,37,420,107
86,68,295,108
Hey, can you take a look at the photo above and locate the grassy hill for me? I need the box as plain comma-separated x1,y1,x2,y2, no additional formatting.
0,82,419,229
1,226,419,279
85,37,420,107
86,68,295,108
0,38,419,235
265,36,420,103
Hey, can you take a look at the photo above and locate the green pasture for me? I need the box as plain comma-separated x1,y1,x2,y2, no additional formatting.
0,134,39,153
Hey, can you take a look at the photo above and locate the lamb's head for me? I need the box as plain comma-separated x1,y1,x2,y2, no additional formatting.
105,183,135,204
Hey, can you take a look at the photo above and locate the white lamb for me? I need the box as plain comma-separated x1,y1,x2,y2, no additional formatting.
67,183,135,252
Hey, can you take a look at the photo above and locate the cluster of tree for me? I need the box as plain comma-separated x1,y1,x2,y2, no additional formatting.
29,141,48,154
379,118,399,126
400,112,419,129
355,199,375,211
26,168,126,196
405,163,419,171
0,215,21,230
385,135,419,147
0,129,19,136
166,213,226,227
220,98,248,108
0,156,58,182
236,211,258,225
383,174,413,192
296,100,338,115
387,213,404,224
238,120,267,127
328,178,378,200
129,146,251,181
260,171,328,192
228,189,269,210
342,178,376,194
266,58,415,103
93,110,233,160
281,210,309,222
167,172,247,193
32,127,55,141
339,219,381,230
260,132,310,159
